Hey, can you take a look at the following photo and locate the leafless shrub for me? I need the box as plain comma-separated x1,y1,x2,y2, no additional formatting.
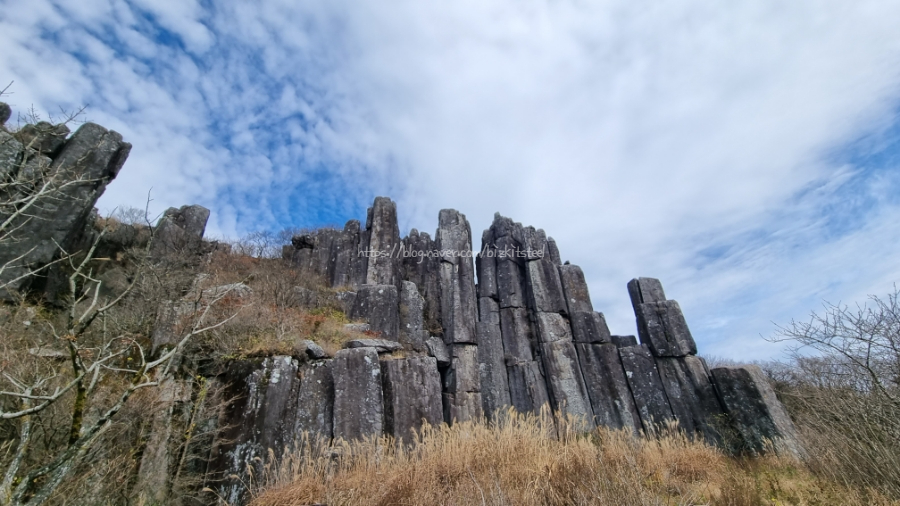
770,289,900,498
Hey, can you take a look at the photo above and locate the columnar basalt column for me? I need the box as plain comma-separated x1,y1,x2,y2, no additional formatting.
437,209,482,422
365,197,401,288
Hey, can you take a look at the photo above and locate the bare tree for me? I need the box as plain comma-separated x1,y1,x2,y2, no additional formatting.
770,289,900,497
0,227,243,505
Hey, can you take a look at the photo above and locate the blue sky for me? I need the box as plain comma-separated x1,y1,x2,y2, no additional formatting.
3,0,900,360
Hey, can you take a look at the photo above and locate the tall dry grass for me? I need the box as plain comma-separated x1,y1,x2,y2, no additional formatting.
248,409,892,506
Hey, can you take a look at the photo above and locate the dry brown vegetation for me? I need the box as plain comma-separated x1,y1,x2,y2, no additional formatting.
250,410,895,506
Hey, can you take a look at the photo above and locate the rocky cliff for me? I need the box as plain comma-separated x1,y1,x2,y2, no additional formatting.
0,103,804,505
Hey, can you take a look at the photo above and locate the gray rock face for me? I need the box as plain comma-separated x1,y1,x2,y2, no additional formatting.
332,348,384,441
333,220,361,287
212,357,303,505
656,356,725,444
499,307,535,363
293,361,335,440
476,322,511,417
0,121,131,296
150,205,210,259
348,284,400,340
558,264,593,314
365,196,401,287
539,340,593,424
425,336,451,366
381,357,443,443
525,259,567,314
575,343,642,433
14,121,70,155
618,344,675,433
534,312,573,344
627,277,666,307
437,209,478,344
711,365,805,458
635,300,697,357
475,229,498,299
442,391,483,423
495,235,528,309
610,335,638,348
478,296,500,325
134,379,192,504
399,280,427,350
344,339,403,353
444,344,480,393
570,311,612,343
401,229,442,335
507,361,550,415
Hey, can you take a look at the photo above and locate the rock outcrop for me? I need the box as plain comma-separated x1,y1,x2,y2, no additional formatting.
213,199,803,501
711,365,805,458
0,112,131,298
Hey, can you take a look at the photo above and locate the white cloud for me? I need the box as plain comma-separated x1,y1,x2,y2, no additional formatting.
2,0,900,360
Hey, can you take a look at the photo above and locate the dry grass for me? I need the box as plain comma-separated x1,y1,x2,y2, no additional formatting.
249,410,894,506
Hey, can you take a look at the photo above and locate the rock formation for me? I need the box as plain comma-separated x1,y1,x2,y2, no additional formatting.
0,109,131,298
0,101,805,505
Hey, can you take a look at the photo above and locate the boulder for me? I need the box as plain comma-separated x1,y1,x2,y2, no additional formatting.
711,365,805,458
618,344,675,433
381,357,443,443
344,339,403,353
348,284,400,340
150,205,210,259
575,343,642,433
332,348,384,441
425,336,451,366
294,339,327,360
